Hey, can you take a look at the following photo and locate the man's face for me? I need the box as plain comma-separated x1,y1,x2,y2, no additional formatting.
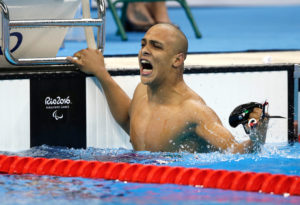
138,25,177,86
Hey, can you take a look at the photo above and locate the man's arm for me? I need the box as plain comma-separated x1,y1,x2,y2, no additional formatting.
67,48,131,133
193,104,268,154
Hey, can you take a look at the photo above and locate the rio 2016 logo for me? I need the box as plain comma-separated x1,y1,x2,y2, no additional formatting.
44,96,72,121
45,96,71,105
0,32,23,55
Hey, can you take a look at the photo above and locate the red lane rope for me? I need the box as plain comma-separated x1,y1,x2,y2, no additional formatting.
0,154,299,196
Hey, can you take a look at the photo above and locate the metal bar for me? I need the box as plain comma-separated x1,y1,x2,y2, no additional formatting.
1,1,13,65
18,57,72,65
10,19,103,28
0,0,106,66
96,0,106,52
294,64,300,142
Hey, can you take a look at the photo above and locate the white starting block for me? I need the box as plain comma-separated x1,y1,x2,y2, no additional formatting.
0,0,105,67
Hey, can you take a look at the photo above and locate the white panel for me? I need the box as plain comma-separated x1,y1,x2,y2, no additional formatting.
86,70,288,148
113,75,141,98
184,71,288,143
0,79,30,151
86,77,137,149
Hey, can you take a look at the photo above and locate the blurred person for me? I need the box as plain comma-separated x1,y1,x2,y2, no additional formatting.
125,2,170,31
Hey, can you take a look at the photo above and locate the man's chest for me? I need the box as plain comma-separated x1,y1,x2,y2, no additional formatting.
129,102,192,150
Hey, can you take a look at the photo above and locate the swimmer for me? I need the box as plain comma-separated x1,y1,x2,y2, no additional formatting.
67,23,269,154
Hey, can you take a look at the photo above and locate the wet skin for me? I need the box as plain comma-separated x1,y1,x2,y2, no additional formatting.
68,24,268,153
130,24,247,153
129,82,216,153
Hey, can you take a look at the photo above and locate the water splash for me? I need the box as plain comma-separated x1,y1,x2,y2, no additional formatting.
1,143,300,204
1,142,299,175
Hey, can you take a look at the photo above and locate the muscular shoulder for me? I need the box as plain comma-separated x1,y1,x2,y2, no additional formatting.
132,83,146,100
180,87,206,109
129,83,146,114
182,96,222,125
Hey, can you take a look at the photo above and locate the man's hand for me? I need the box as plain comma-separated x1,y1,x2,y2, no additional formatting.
247,107,269,151
67,48,105,76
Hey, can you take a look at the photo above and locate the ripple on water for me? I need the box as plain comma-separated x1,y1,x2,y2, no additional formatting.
0,143,300,204
0,142,299,175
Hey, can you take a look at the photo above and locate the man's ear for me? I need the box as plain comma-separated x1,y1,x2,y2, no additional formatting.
172,53,185,68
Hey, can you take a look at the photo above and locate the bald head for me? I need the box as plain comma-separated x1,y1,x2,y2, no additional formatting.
147,23,188,57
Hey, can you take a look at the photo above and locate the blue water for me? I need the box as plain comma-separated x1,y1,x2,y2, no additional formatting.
0,143,300,204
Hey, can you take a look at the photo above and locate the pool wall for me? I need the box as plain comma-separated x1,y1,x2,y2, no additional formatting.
0,64,295,151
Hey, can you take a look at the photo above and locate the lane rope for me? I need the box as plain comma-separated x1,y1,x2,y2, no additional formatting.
0,154,299,196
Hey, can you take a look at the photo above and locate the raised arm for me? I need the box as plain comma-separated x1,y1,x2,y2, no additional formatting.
193,103,268,154
67,48,131,133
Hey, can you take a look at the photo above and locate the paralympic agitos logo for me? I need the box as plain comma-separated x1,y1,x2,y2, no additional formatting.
0,32,23,55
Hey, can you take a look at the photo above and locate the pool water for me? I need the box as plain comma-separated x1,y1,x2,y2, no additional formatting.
0,143,300,204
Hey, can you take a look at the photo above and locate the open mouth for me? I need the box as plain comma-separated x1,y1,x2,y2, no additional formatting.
140,59,153,75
